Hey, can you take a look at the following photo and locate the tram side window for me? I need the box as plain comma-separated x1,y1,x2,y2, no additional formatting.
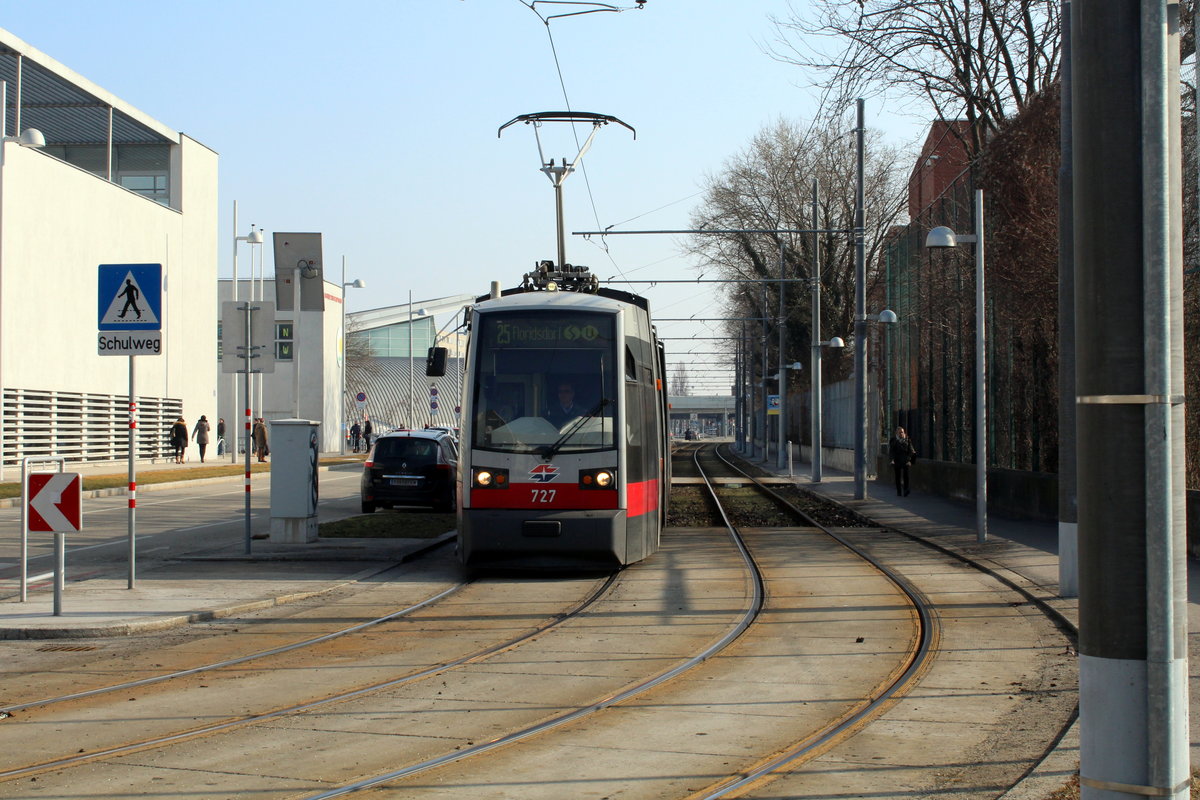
625,345,637,381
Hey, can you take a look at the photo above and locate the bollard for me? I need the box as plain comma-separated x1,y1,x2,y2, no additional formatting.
787,441,793,477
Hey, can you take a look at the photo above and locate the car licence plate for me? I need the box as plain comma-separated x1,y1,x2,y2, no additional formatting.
390,478,421,487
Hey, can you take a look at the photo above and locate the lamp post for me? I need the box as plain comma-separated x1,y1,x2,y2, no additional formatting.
0,80,45,482
340,257,365,454
853,307,898,498
926,188,986,542
810,332,844,483
229,203,262,462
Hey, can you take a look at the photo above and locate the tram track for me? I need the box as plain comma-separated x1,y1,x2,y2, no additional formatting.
294,444,927,799
294,444,770,799
0,443,1077,798
709,442,1079,799
692,443,937,798
0,569,619,782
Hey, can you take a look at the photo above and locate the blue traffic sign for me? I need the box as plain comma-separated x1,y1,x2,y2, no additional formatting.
99,264,162,331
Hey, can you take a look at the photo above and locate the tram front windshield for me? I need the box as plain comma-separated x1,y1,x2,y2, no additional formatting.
473,311,617,454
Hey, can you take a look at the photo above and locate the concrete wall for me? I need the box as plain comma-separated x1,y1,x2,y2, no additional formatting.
2,136,217,422
869,453,1057,520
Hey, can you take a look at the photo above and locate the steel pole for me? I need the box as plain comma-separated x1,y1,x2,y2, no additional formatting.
230,201,239,463
340,256,347,455
760,285,768,461
1074,1,1188,796
555,179,566,268
127,355,136,589
974,189,987,543
811,179,823,483
1058,0,1079,597
777,241,787,469
292,266,301,418
408,291,413,429
244,297,252,555
853,98,867,499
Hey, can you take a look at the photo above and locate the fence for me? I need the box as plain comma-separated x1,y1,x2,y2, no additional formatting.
2,387,182,468
880,173,1057,474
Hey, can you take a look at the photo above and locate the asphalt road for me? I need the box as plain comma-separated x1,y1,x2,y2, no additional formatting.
0,466,366,588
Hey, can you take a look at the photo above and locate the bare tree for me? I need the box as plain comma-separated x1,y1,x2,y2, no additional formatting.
687,114,907,391
769,0,1062,156
670,363,692,396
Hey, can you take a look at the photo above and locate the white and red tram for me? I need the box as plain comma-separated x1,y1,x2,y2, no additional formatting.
454,262,669,569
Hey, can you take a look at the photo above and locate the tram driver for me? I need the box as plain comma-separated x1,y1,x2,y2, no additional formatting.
544,381,582,429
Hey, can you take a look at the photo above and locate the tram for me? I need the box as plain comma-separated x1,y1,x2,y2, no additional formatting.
450,260,669,569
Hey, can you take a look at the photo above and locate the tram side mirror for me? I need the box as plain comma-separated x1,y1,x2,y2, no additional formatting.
426,346,448,377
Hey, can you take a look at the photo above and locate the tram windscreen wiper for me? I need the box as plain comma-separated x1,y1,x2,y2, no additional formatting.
539,398,610,461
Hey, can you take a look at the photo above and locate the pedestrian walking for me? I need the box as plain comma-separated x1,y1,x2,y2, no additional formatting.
350,421,362,452
192,415,211,463
216,417,226,456
363,417,373,449
169,416,188,464
253,417,270,462
888,426,917,497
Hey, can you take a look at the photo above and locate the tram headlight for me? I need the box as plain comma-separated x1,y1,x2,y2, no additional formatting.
580,467,616,489
473,467,509,489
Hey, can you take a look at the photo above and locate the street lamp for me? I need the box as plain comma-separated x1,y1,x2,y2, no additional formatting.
926,187,986,542
229,203,262,463
340,258,365,454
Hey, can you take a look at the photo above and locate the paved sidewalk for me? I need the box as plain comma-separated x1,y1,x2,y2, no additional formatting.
0,451,452,640
0,532,455,640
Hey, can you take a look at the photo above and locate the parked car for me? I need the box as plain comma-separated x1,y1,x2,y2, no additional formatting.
424,425,460,441
360,429,458,513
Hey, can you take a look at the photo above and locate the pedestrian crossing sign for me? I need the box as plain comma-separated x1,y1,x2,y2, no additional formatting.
98,263,162,331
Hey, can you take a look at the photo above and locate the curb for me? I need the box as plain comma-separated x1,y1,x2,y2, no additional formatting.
0,532,455,640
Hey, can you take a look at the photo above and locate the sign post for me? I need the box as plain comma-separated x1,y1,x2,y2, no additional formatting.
22,459,81,615
98,263,162,589
222,299,276,554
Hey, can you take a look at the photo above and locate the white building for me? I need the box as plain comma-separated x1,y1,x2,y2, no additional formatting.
0,29,218,470
345,294,472,431
216,285,474,452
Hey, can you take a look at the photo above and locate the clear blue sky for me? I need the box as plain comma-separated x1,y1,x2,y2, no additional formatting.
3,1,925,392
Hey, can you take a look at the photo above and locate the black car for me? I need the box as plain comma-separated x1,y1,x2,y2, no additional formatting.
360,430,458,513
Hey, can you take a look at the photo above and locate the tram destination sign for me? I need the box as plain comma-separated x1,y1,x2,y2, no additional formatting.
486,316,612,349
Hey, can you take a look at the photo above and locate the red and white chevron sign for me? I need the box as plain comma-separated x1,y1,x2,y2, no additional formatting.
26,473,82,532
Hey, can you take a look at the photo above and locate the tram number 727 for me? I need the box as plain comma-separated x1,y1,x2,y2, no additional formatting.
530,488,557,504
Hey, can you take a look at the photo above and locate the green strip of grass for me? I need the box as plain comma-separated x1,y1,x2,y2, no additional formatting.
320,511,454,539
